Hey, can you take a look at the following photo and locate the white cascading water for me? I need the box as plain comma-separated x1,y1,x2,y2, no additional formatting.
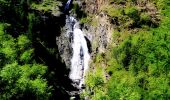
64,0,90,88
69,17,90,88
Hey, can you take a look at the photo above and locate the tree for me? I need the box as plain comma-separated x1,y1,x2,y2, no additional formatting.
0,23,52,99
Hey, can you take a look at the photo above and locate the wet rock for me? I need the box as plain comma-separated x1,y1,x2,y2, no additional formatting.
56,20,73,69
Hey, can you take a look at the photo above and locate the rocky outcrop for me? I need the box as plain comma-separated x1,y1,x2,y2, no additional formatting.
82,13,113,55
78,0,113,56
56,19,73,69
56,32,72,69
56,0,113,68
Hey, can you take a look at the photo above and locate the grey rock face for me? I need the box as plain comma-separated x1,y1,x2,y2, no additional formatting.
56,16,74,69
98,24,109,50
56,33,72,69
82,15,112,56
56,0,112,71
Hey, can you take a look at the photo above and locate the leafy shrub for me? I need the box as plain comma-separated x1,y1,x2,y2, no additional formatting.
84,0,170,99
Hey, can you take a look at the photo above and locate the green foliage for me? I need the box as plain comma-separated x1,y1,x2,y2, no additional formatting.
0,23,51,99
20,49,34,63
72,3,79,13
104,4,170,98
18,35,31,49
101,5,122,17
80,16,91,24
72,2,89,24
110,0,126,4
0,24,4,35
101,0,161,30
28,13,34,35
140,12,151,22
86,68,104,88
0,62,21,81
0,25,17,64
80,14,98,26
31,0,61,15
1,39,17,59
0,63,51,99
83,54,108,100
124,6,138,16
107,70,141,100
84,0,170,99
0,0,68,99
111,1,170,99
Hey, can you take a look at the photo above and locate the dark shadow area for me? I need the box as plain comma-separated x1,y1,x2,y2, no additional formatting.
72,3,87,19
0,0,80,99
84,36,92,54
0,2,29,37
122,41,131,71
63,0,74,14
31,10,78,99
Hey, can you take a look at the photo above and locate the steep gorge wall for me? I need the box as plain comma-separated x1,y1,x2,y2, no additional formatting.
82,0,113,55
56,0,114,68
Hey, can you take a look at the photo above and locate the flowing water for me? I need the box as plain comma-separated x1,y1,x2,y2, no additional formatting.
64,0,72,12
70,24,90,88
64,0,90,89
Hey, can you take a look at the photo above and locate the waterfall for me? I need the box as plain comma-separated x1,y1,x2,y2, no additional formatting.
64,0,72,12
70,24,90,88
64,0,90,88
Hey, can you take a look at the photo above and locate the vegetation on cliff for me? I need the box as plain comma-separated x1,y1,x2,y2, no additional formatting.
0,0,170,99
83,0,170,100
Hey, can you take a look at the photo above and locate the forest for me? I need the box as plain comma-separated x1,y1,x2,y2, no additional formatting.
83,0,170,100
0,0,170,100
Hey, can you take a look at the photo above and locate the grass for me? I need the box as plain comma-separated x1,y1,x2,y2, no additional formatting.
31,0,61,15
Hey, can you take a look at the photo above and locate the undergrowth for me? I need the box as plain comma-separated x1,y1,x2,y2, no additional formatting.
83,0,170,99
